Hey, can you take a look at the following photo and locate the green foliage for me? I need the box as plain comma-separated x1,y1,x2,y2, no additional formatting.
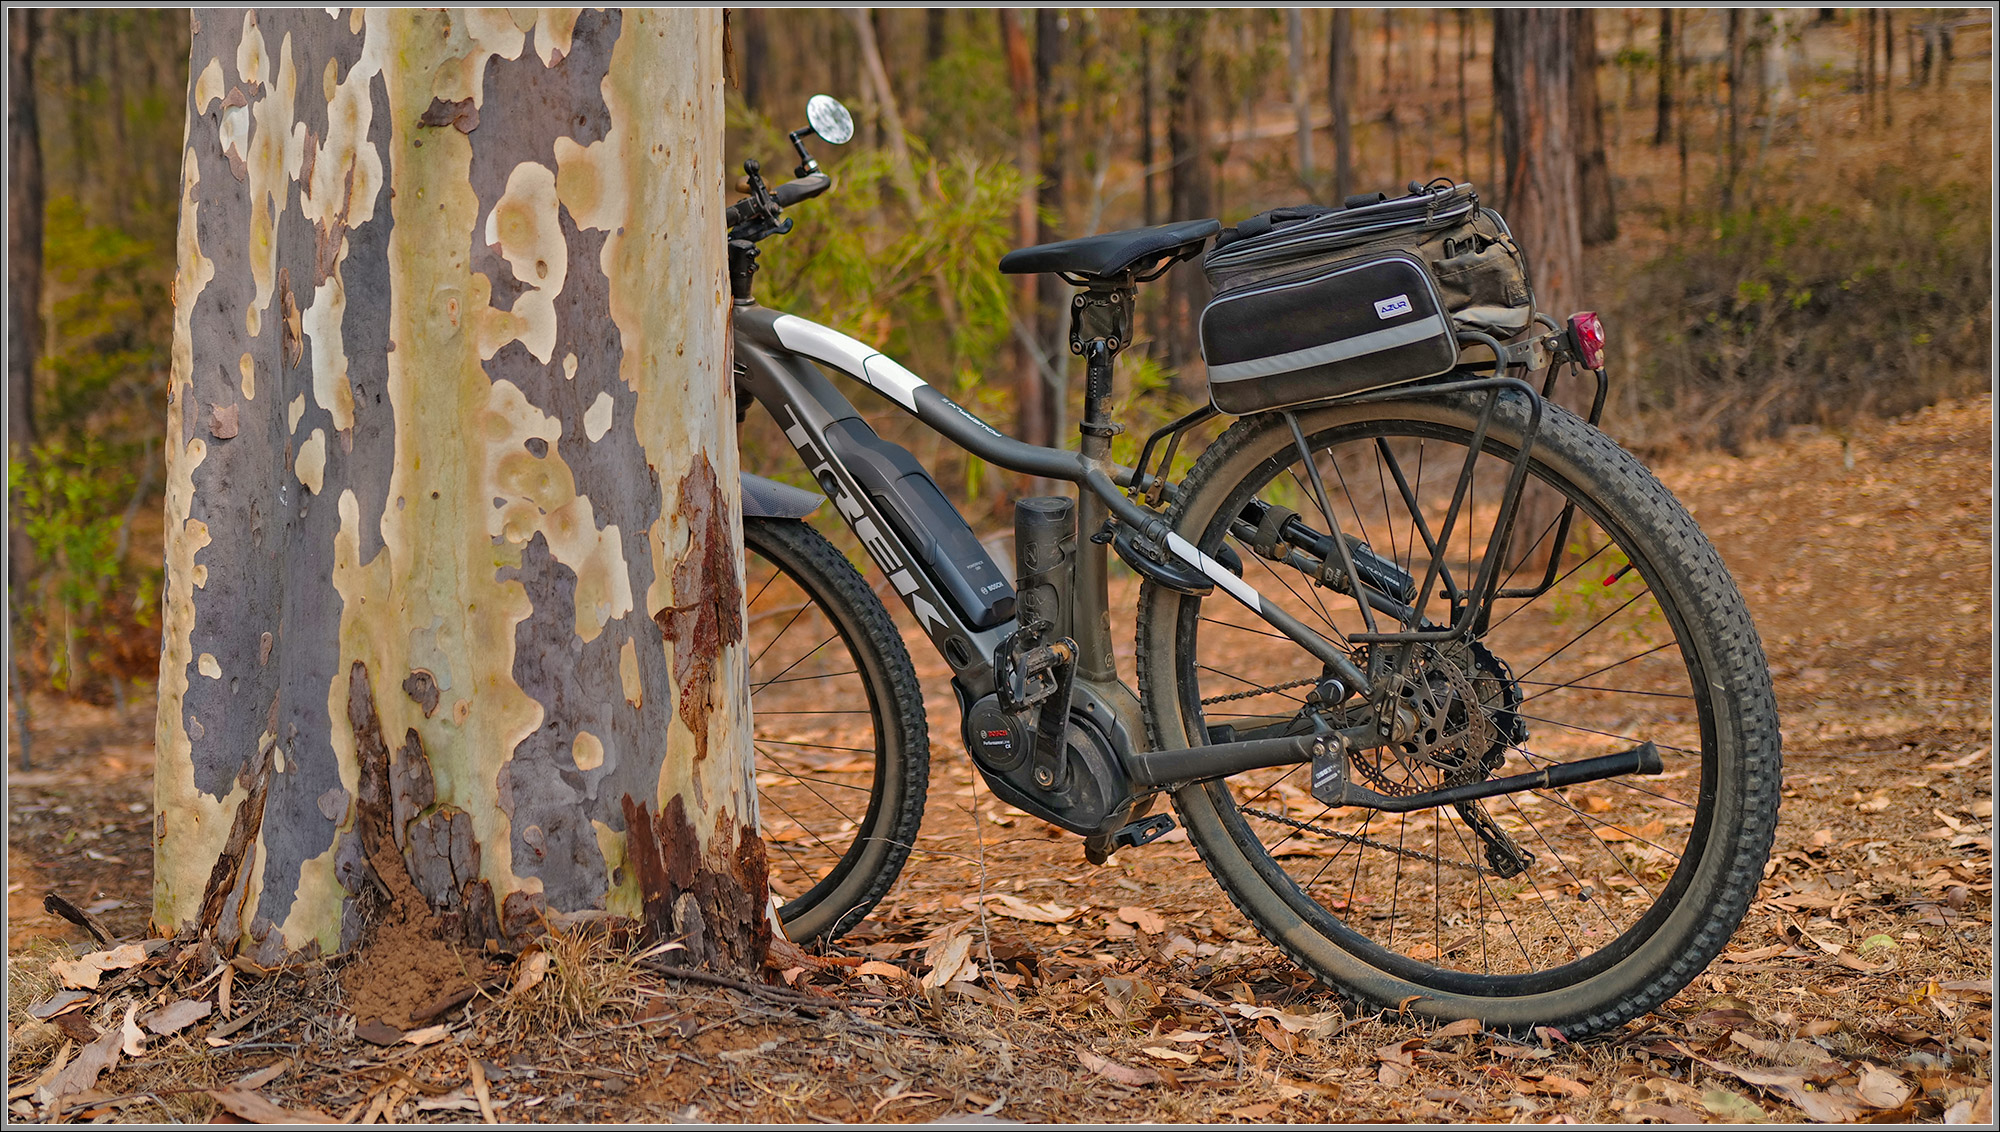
40,195,170,434
1617,164,1992,451
10,438,158,694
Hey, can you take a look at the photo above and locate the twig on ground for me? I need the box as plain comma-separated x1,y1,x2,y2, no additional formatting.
1174,996,1248,1082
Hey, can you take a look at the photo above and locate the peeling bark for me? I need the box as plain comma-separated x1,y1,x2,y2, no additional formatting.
653,455,744,763
620,794,768,971
158,9,756,973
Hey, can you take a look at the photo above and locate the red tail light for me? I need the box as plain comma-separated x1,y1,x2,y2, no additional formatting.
1567,312,1606,370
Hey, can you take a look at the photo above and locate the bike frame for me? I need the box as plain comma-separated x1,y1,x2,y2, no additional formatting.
732,299,1668,811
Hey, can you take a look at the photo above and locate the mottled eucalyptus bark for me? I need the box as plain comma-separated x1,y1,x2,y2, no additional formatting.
156,8,763,972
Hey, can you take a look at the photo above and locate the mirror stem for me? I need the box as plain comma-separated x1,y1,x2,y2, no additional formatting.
788,128,820,177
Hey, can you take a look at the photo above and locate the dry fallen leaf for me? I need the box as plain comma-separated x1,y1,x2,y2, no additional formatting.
1430,1017,1484,1040
1077,1048,1163,1087
1229,1102,1280,1120
118,1002,146,1058
511,950,550,996
143,998,213,1036
40,1028,121,1107
1854,1065,1912,1109
1672,1043,1863,1123
49,943,149,991
922,933,976,990
855,960,914,982
206,1087,336,1124
1115,906,1166,934
976,894,1079,924
401,1024,452,1047
1141,1045,1199,1064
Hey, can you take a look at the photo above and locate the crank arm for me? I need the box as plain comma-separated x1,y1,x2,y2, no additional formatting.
1326,743,1664,814
1128,725,1374,789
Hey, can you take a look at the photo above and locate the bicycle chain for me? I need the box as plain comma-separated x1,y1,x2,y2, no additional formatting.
1238,805,1498,875
1200,676,1320,707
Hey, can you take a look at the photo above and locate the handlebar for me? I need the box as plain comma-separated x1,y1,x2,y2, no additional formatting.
772,172,831,208
725,172,831,232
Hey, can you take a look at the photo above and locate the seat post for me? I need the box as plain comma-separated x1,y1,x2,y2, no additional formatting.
1068,280,1133,683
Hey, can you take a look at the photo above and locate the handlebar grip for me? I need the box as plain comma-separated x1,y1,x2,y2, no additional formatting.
772,173,831,208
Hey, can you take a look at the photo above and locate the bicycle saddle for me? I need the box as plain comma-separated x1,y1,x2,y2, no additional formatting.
998,218,1220,280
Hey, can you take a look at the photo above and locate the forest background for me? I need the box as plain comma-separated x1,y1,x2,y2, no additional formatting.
3,7,1991,738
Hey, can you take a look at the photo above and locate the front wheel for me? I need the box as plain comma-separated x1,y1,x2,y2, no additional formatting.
1135,390,1780,1037
743,517,928,943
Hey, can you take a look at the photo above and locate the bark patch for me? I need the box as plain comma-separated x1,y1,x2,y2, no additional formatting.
193,741,275,945
652,455,742,761
418,96,479,134
401,669,440,717
339,663,488,1030
619,794,768,974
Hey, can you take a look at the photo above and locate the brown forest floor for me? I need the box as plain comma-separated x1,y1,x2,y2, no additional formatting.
7,394,1994,1124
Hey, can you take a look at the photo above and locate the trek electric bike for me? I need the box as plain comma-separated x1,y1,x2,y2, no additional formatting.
729,96,1780,1038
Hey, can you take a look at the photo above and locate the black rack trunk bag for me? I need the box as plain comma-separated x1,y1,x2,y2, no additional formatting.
1197,183,1533,415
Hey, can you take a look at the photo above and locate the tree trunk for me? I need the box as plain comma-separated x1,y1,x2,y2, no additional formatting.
8,8,42,455
1286,8,1315,194
1140,17,1157,227
1492,10,1582,567
8,8,42,772
1457,8,1472,180
1327,8,1355,202
1864,9,1876,125
1724,9,1743,210
156,10,761,992
925,8,948,69
1384,10,1402,185
1571,10,1617,245
999,10,1048,448
1881,9,1893,127
1653,9,1675,146
1033,6,1071,415
1164,9,1212,389
739,7,769,114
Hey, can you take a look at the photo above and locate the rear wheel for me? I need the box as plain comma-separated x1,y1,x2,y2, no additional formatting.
1135,390,1780,1037
743,517,928,943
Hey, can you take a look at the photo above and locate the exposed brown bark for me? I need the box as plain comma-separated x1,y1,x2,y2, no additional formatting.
8,7,42,454
158,9,755,973
1163,9,1212,388
1572,10,1617,246
1654,9,1675,147
1327,8,1355,202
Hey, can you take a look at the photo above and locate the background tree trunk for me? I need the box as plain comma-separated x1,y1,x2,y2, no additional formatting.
1164,9,1212,390
1492,9,1582,568
999,9,1049,450
1572,10,1618,246
1286,8,1315,196
1725,9,1744,210
156,9,759,986
9,8,42,455
1033,7,1070,431
1654,9,1675,147
1326,9,1355,202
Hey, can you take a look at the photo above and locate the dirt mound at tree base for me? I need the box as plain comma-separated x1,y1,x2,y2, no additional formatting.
339,851,488,1032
